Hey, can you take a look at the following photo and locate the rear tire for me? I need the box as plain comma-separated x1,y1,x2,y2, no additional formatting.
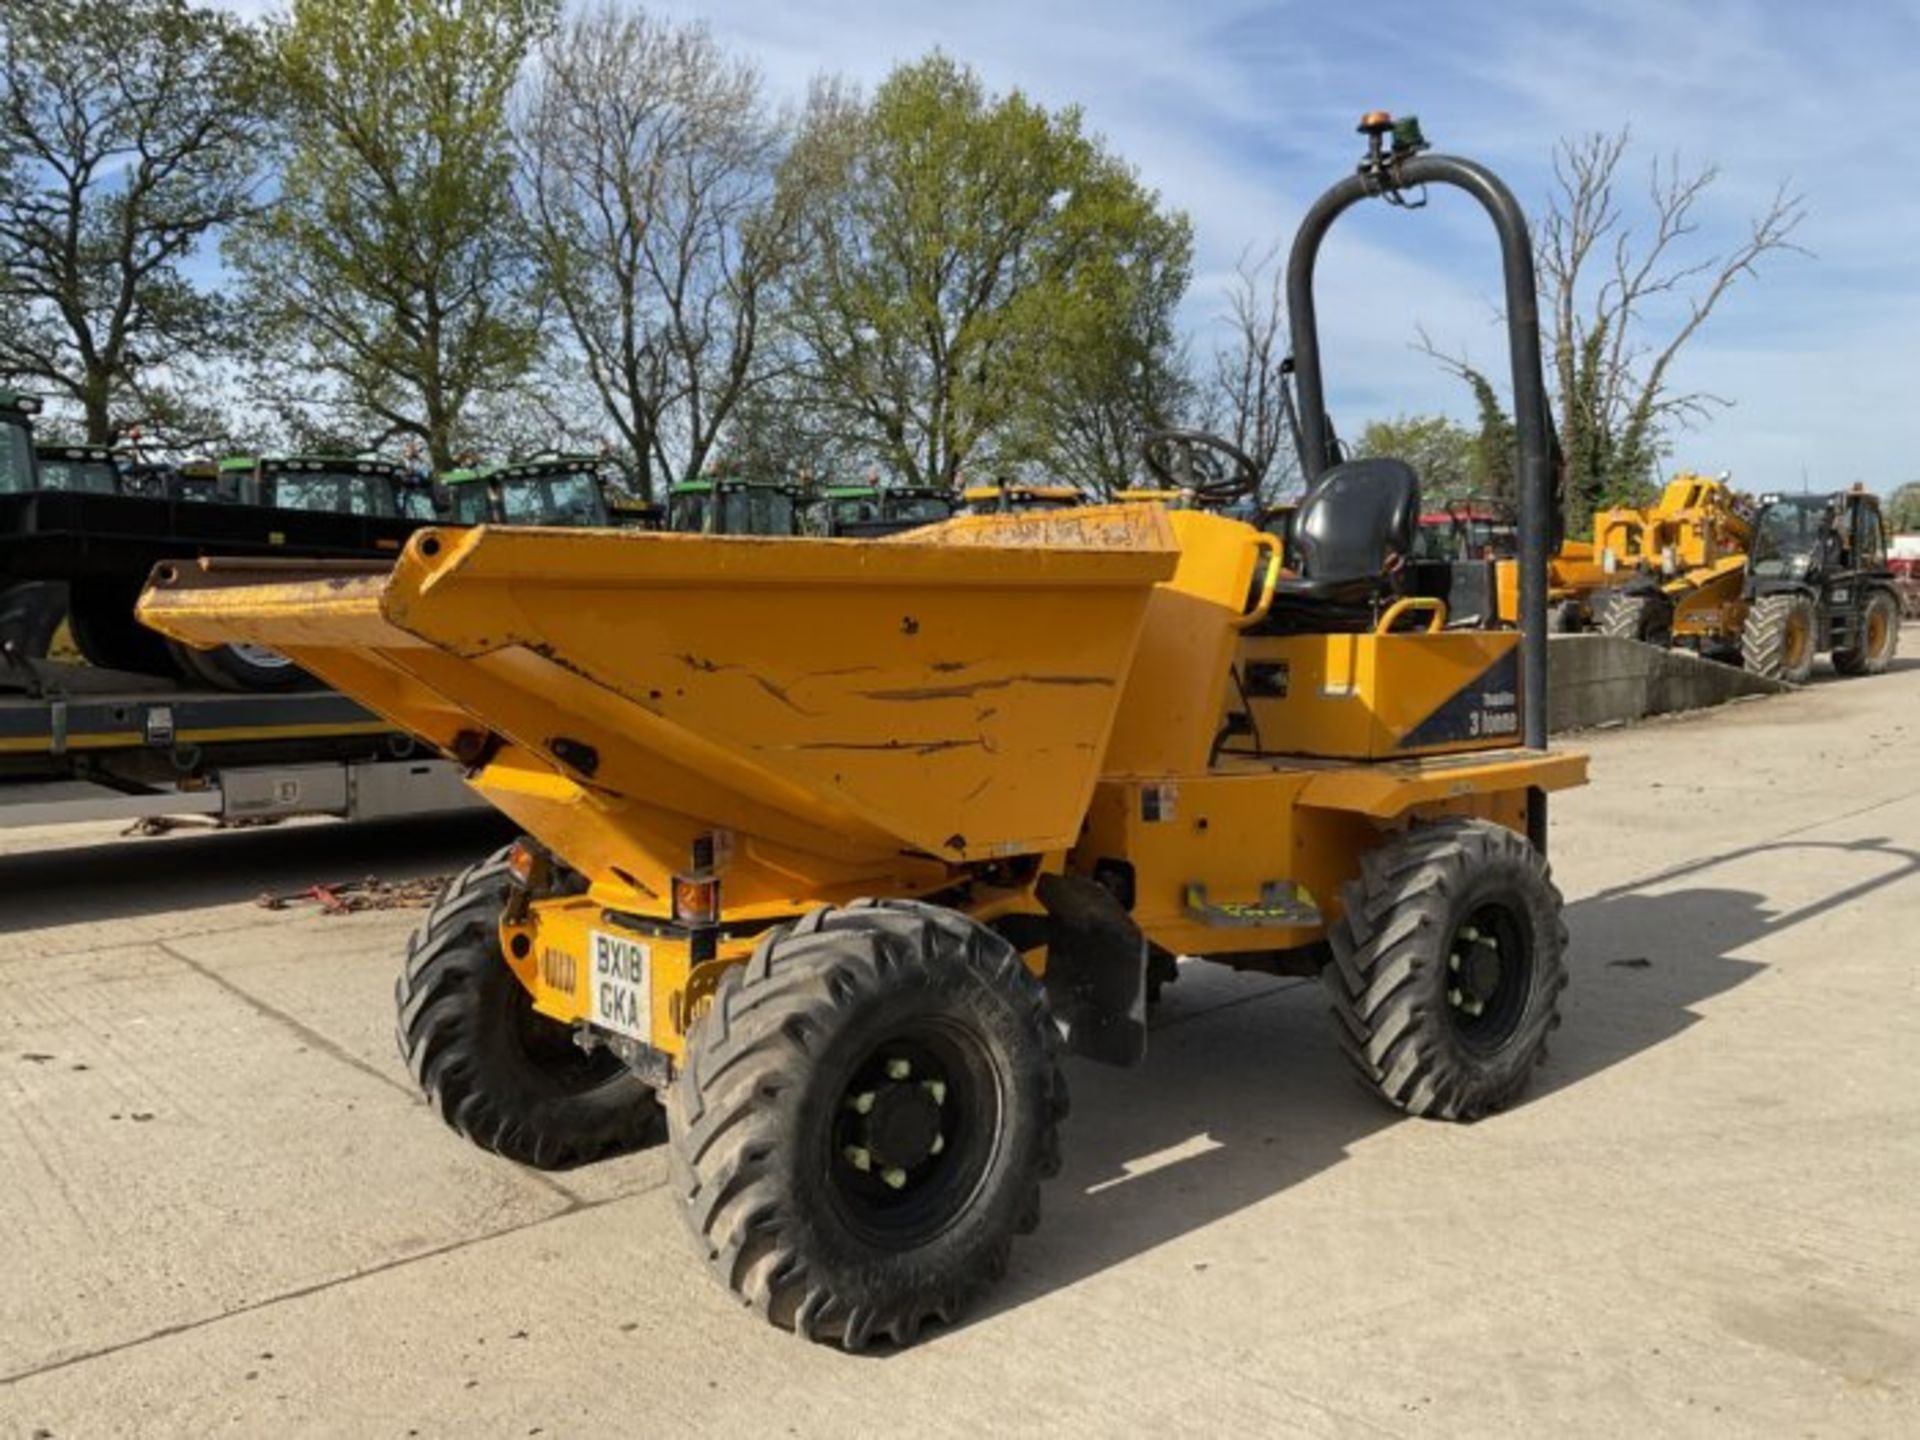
395,847,660,1169
168,638,317,692
1324,819,1568,1121
1832,590,1899,676
0,580,67,659
67,580,175,676
1741,592,1817,683
1600,592,1672,646
667,899,1065,1351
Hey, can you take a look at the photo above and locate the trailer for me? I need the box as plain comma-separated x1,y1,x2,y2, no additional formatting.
0,658,483,829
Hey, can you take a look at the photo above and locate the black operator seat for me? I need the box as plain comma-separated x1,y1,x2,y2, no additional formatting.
1257,457,1420,632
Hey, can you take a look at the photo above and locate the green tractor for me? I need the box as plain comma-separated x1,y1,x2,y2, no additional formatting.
34,442,121,495
667,475,807,536
494,455,658,528
1741,486,1901,682
441,465,496,525
219,454,413,515
812,482,956,537
441,455,661,530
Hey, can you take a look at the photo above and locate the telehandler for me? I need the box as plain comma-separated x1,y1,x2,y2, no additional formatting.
1594,472,1753,656
139,115,1586,1350
1739,486,1899,681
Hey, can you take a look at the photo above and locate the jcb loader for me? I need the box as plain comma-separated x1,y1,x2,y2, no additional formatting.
140,115,1588,1350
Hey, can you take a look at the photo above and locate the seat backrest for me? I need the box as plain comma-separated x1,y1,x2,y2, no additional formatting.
1292,458,1420,582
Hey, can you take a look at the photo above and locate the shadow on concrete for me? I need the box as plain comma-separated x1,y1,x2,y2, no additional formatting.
0,810,515,932
968,829,1920,1336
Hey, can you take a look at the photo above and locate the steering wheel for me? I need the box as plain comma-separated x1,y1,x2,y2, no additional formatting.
1139,429,1261,506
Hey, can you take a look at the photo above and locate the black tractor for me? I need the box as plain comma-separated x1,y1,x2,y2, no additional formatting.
1741,487,1900,683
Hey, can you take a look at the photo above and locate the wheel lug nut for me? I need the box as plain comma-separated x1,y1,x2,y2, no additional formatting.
929,1133,945,1156
885,1058,911,1081
923,1079,946,1104
847,1091,875,1115
843,1145,871,1172
1448,987,1463,1007
881,1167,908,1190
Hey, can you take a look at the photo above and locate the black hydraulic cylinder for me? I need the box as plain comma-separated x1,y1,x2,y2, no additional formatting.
1285,152,1553,767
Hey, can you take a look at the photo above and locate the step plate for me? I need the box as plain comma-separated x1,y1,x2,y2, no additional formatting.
1183,881,1321,929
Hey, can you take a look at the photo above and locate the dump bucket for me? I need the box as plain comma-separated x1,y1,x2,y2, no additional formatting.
139,508,1181,889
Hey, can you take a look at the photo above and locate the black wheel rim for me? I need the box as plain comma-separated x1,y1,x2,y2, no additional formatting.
825,1020,1001,1250
1444,901,1535,1055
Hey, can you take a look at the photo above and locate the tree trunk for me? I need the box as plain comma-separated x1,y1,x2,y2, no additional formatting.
82,370,114,445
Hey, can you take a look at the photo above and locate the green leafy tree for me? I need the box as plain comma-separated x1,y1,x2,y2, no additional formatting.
1353,415,1478,503
231,0,554,469
0,0,265,443
1885,482,1920,533
777,55,1191,490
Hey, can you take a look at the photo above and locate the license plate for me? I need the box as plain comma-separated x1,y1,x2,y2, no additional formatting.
588,930,651,1042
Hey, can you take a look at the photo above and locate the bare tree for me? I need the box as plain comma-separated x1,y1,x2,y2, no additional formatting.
0,0,265,443
517,5,786,501
1541,131,1805,516
1205,243,1300,502
1425,131,1806,525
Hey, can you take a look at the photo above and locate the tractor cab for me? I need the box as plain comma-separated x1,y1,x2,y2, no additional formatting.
1415,499,1518,563
33,443,121,495
493,455,626,528
440,467,496,525
394,474,440,520
1748,492,1855,580
668,476,807,536
171,458,238,503
221,455,407,516
814,483,956,537
0,391,43,492
962,481,1085,515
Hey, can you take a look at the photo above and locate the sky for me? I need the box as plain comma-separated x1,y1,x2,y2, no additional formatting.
210,0,1920,490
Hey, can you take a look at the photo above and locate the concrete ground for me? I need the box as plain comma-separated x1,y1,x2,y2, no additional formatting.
3,661,1918,1438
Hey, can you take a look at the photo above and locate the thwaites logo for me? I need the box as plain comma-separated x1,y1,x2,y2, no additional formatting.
1399,650,1521,750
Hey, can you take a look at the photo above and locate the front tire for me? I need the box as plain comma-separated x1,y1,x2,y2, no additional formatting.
668,900,1065,1351
1324,819,1568,1121
1832,589,1899,676
1600,591,1672,646
1741,592,1817,683
67,580,175,676
395,847,660,1168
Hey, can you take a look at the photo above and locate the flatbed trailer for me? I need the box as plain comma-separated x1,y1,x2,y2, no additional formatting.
0,662,483,829
0,488,423,580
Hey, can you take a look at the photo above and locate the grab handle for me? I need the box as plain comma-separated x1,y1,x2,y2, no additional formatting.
1234,534,1286,629
1376,596,1448,634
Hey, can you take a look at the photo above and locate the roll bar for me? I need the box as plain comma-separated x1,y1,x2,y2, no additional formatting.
1284,114,1554,846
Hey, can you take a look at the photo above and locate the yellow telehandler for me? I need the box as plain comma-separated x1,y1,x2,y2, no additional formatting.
1594,472,1754,657
140,114,1587,1350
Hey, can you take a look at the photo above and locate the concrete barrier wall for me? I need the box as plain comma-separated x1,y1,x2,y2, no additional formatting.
1547,634,1791,733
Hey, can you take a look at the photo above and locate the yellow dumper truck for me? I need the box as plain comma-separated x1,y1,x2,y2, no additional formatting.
140,115,1586,1350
